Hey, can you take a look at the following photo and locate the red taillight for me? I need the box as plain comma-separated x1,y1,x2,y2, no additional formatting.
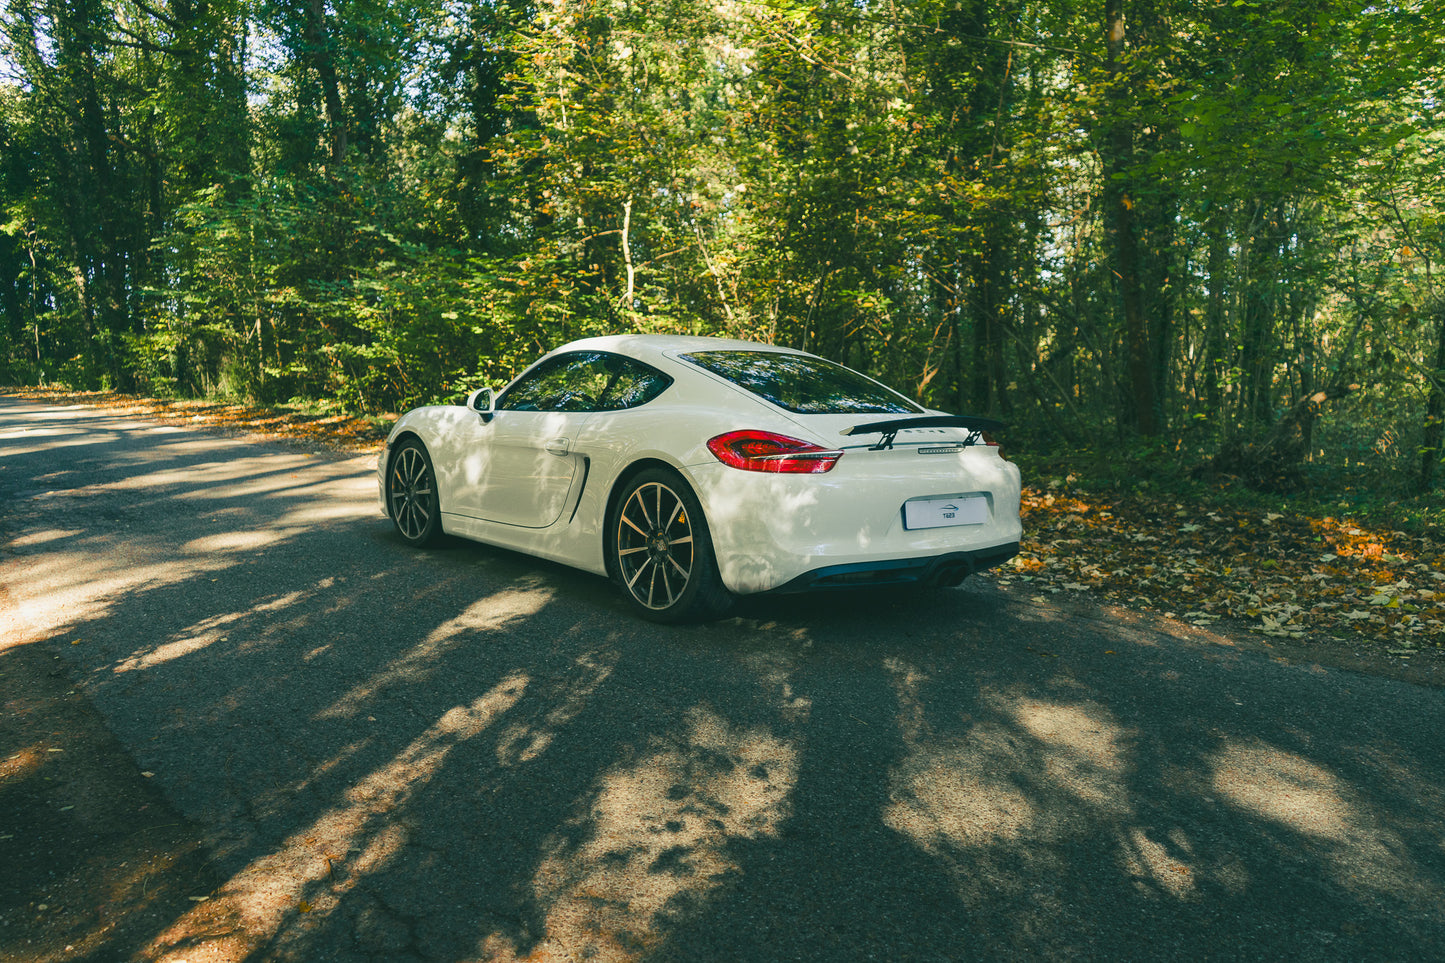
707,430,843,474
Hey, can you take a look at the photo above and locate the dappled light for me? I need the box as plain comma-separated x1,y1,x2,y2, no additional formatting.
884,665,1133,864
0,410,377,654
114,634,219,673
496,648,616,766
321,586,556,722
880,661,1445,921
181,529,291,554
689,474,824,594
146,675,531,962
481,706,798,963
1009,697,1134,814
4,527,84,548
0,744,45,785
1118,826,1198,899
1210,741,1355,842
2,555,201,649
1208,740,1444,909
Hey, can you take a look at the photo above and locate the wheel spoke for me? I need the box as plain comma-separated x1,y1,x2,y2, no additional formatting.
621,511,649,538
635,487,656,529
666,554,690,580
618,545,648,557
627,557,654,591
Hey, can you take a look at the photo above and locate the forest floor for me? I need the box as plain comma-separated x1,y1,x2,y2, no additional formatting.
6,386,1444,677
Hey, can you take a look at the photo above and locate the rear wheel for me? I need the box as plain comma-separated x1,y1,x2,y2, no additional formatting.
387,438,442,546
612,468,731,623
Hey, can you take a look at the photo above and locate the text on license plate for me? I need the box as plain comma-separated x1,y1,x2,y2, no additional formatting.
903,494,988,530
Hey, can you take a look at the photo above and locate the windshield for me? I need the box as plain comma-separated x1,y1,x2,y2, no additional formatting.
679,350,923,415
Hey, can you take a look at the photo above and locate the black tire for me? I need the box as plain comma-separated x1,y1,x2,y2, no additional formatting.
611,468,732,623
387,438,443,546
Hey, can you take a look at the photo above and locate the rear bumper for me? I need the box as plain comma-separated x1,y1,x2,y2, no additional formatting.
765,541,1020,594
686,451,1022,595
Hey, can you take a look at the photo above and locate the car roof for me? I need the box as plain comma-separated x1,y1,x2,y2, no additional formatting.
552,334,810,365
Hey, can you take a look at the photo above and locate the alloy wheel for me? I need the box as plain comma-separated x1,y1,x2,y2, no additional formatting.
616,480,696,610
389,445,435,542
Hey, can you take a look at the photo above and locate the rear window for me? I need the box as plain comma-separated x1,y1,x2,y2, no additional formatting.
679,350,923,415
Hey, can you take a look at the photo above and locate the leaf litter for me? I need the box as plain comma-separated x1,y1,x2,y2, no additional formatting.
996,485,1445,652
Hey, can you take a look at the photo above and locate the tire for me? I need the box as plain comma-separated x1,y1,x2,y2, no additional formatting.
387,438,443,546
611,468,732,623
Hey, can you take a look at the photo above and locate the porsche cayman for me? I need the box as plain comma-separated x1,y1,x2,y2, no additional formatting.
379,335,1022,621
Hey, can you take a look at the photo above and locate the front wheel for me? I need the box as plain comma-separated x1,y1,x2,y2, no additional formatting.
387,438,442,546
612,469,732,623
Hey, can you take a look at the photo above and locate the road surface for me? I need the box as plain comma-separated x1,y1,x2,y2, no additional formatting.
2,396,1443,962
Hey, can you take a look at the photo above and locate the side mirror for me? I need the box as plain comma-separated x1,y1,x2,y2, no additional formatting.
465,387,496,423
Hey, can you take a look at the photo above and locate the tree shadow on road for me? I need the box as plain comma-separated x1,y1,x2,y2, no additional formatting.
3,398,1444,962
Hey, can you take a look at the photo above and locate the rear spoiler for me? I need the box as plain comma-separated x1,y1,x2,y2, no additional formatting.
841,415,1006,451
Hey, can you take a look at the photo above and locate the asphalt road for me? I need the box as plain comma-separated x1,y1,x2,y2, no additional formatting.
3,396,1444,963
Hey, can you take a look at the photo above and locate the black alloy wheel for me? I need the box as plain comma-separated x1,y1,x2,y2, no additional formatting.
387,438,442,546
612,468,731,622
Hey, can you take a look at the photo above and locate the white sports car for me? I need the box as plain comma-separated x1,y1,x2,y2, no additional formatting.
378,335,1022,621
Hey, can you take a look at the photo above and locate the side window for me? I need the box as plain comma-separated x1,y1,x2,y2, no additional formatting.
597,357,673,410
498,352,672,412
499,353,611,412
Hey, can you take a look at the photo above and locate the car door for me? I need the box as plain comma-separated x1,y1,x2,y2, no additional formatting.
445,353,610,529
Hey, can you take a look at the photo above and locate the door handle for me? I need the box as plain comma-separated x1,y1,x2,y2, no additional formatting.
544,439,570,456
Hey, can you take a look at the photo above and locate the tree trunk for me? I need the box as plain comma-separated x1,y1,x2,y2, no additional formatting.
1240,199,1289,427
1420,305,1445,493
303,0,348,166
1102,0,1158,436
1203,207,1229,415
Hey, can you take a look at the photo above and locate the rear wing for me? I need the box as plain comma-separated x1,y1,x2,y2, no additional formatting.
841,415,1005,451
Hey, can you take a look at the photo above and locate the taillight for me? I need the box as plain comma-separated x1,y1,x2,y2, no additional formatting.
707,430,843,474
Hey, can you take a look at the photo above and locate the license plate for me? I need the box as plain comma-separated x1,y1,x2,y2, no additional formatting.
903,494,988,530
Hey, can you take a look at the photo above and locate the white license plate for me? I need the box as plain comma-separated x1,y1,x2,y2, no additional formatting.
903,494,988,530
